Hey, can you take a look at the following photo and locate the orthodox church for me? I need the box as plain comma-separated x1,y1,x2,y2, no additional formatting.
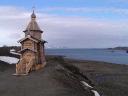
15,10,46,75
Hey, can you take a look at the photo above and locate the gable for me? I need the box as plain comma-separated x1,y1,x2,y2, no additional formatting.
18,35,39,43
19,48,37,53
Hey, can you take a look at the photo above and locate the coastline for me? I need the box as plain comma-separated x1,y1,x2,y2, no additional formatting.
46,48,128,65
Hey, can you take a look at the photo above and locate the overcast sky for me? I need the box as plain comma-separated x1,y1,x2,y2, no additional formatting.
0,0,128,48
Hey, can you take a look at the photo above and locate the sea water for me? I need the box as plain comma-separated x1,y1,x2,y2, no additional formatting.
46,49,128,64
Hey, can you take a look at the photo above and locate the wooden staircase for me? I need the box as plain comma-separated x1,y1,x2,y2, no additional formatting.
15,58,34,75
26,58,34,74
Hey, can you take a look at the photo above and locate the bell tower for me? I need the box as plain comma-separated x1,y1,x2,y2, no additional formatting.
15,10,46,75
24,10,42,39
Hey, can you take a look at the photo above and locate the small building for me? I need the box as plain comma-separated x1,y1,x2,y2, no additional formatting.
15,10,46,75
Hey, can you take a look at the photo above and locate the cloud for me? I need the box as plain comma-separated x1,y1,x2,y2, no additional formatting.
0,6,128,48
41,7,128,17
38,14,128,48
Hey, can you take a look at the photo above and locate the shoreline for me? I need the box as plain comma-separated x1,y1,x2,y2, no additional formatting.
65,57,128,66
1,54,128,66
48,54,128,66
46,48,128,65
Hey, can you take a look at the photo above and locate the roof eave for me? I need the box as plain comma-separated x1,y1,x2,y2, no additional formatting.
23,30,43,33
18,48,37,53
18,36,39,43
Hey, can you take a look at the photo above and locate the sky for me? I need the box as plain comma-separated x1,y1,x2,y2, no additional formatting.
0,0,128,48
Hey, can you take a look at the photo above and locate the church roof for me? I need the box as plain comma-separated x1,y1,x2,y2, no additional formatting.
23,10,43,33
18,35,47,44
18,35,39,43
18,48,37,53
41,40,48,44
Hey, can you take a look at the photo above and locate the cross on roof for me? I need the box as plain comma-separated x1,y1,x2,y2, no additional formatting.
32,6,36,12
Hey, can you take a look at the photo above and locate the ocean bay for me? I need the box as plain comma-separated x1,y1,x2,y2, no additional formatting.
46,49,128,64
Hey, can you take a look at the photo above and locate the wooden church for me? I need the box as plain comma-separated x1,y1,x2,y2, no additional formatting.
15,10,46,75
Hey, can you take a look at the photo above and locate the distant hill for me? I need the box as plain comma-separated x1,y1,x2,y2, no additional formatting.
108,47,128,51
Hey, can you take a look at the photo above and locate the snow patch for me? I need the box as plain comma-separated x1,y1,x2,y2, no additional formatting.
10,51,20,55
0,56,19,64
81,81,100,96
81,81,93,88
10,49,20,55
92,90,100,96
10,49,16,52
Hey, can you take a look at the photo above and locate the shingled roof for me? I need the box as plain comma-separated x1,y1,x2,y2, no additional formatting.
18,48,37,53
18,35,47,44
24,10,43,33
18,35,39,43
